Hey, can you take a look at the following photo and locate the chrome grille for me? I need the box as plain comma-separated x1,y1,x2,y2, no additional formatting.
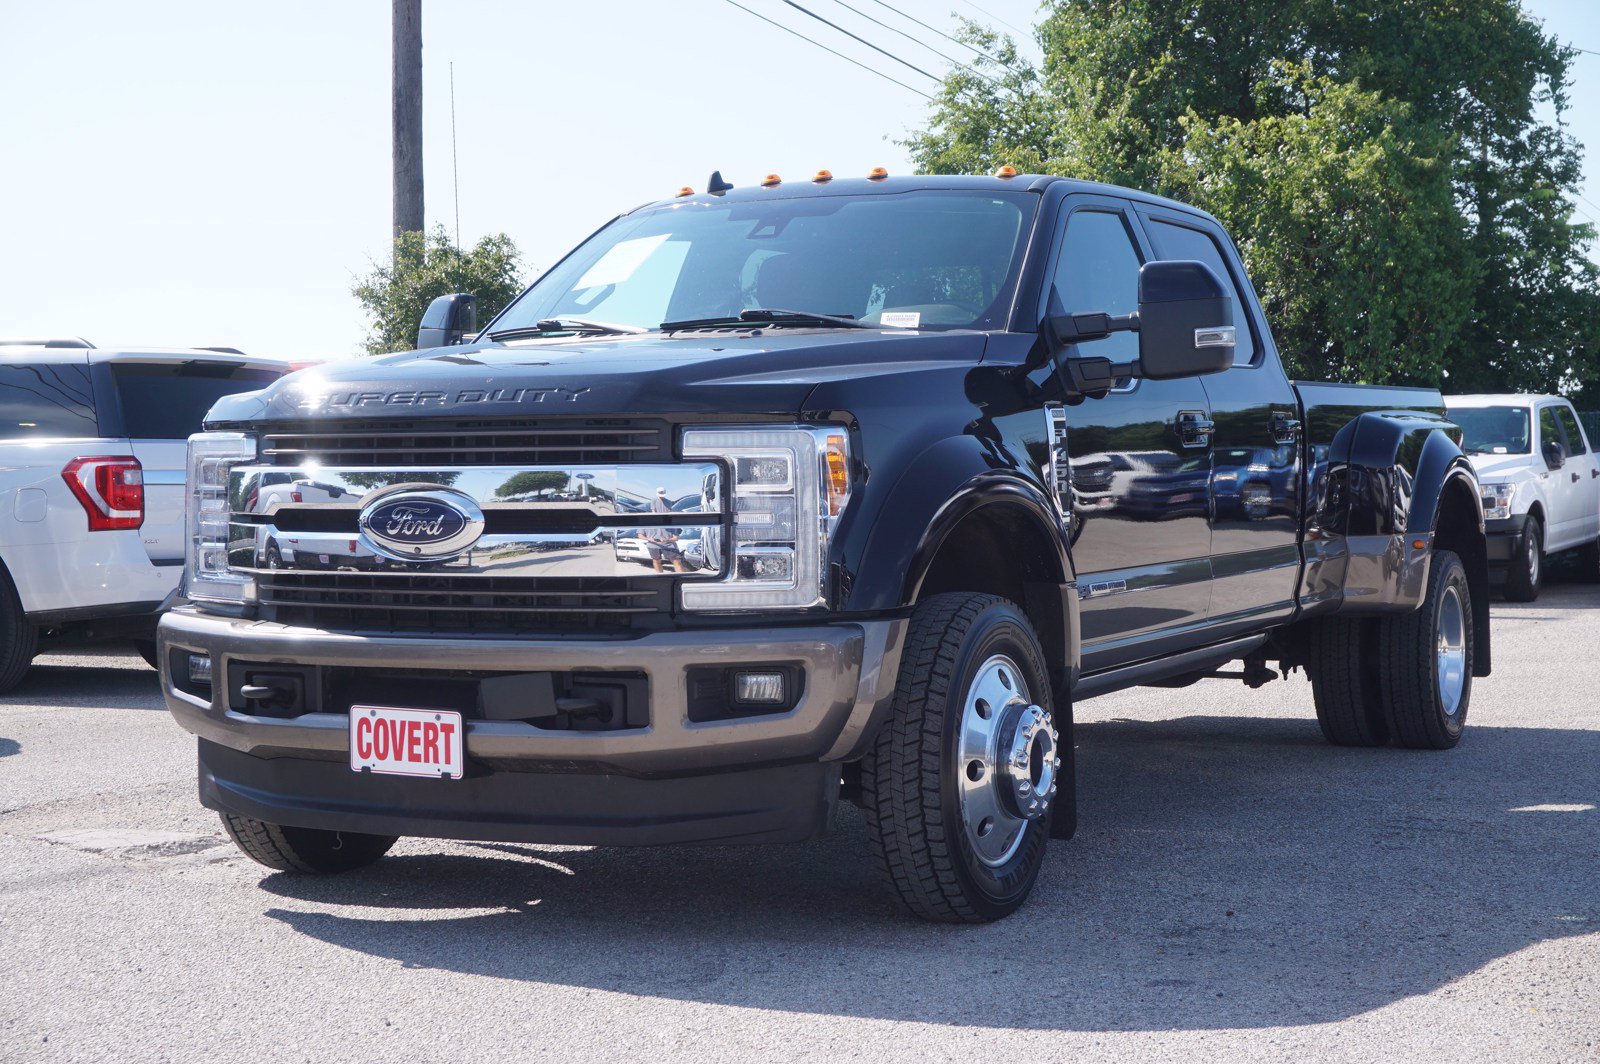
258,418,670,468
257,572,667,634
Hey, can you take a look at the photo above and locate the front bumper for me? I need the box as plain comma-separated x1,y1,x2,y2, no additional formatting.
159,607,906,845
1484,515,1530,565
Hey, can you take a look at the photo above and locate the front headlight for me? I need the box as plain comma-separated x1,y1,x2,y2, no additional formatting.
185,432,257,608
680,425,851,611
1481,482,1516,521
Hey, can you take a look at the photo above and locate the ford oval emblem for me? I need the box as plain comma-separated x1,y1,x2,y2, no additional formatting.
358,488,486,561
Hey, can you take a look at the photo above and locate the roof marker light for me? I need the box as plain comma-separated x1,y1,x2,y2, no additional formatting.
813,169,833,183
867,167,888,181
676,186,695,197
995,165,1018,179
761,173,782,187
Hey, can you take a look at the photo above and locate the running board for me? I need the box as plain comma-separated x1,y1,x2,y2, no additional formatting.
1073,634,1269,700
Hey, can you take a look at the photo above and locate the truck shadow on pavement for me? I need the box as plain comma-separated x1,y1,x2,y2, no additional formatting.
259,714,1599,1031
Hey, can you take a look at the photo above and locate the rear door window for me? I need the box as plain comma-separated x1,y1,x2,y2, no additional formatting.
1147,219,1257,366
108,362,281,439
1554,405,1588,454
0,363,99,439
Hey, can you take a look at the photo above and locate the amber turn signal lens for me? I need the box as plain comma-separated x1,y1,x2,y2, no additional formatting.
994,165,1018,179
761,173,782,187
824,433,850,517
813,169,833,183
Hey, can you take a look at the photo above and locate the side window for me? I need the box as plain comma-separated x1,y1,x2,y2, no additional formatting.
0,363,98,439
1554,405,1588,455
1147,219,1258,366
1539,407,1561,456
1050,209,1142,365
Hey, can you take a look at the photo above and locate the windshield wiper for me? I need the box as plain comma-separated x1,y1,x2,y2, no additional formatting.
487,318,645,341
660,308,888,332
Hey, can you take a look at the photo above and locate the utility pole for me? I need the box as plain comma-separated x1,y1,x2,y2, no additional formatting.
392,0,424,239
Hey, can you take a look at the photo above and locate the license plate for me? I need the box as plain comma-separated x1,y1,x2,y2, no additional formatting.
349,705,464,779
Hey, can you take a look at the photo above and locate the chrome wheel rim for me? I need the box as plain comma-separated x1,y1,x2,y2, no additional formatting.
1436,584,1467,716
957,654,1059,868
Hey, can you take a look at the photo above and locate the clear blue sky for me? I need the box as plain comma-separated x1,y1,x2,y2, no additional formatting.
1,0,1594,360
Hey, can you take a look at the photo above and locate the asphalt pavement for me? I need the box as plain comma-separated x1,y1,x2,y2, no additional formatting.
2,581,1597,1063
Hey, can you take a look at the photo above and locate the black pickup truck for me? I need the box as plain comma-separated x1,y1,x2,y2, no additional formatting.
160,171,1489,922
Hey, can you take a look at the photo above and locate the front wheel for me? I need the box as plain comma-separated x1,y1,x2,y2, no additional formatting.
1503,517,1542,601
862,593,1060,923
220,813,397,873
1375,549,1473,749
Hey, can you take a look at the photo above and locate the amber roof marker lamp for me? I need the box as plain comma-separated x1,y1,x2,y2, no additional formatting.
761,173,783,188
994,165,1019,179
813,169,833,183
867,166,889,181
675,186,695,198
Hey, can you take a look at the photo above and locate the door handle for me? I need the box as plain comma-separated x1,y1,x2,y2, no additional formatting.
1574,472,1582,484
1272,412,1302,444
1591,468,1599,479
1175,410,1215,449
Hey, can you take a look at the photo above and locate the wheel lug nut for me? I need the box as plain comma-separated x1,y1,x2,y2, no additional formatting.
1018,781,1031,793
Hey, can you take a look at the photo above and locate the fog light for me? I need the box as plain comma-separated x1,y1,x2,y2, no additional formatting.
188,653,213,685
733,671,786,704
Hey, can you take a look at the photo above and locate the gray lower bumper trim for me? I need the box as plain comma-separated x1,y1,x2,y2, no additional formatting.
160,608,906,775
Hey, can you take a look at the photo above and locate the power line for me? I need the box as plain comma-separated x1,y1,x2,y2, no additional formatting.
866,0,1002,64
823,0,1003,88
776,0,943,84
720,0,932,100
956,0,1030,39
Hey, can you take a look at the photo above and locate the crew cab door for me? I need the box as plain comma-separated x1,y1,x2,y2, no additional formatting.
1547,402,1600,549
1049,197,1214,671
1137,208,1303,632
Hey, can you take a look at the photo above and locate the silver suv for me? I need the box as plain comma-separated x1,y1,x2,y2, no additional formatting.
0,339,285,690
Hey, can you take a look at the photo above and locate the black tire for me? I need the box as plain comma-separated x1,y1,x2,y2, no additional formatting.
0,567,37,694
1306,617,1387,747
220,813,397,873
264,541,283,569
1503,516,1542,601
1375,549,1472,750
133,640,160,670
862,593,1057,923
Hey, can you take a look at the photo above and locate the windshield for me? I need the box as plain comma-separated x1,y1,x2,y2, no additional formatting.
1449,405,1532,455
487,190,1037,335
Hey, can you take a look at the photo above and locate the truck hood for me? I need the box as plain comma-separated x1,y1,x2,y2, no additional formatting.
207,329,989,424
1466,452,1536,482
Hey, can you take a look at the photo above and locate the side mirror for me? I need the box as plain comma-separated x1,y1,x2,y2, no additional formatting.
1136,260,1235,380
416,293,479,350
1544,437,1567,470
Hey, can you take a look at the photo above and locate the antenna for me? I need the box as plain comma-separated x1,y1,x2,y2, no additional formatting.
450,61,461,249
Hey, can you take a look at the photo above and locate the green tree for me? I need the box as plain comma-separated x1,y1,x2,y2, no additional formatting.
907,0,1600,392
352,226,526,355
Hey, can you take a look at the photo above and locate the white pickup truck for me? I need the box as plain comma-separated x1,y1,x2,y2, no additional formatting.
0,339,286,688
1445,393,1600,600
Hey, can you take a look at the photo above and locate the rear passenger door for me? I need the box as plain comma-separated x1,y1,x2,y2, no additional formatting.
1049,197,1214,671
1551,403,1600,547
1137,207,1303,634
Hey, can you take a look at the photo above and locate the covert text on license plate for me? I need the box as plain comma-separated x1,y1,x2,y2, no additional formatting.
349,705,465,780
